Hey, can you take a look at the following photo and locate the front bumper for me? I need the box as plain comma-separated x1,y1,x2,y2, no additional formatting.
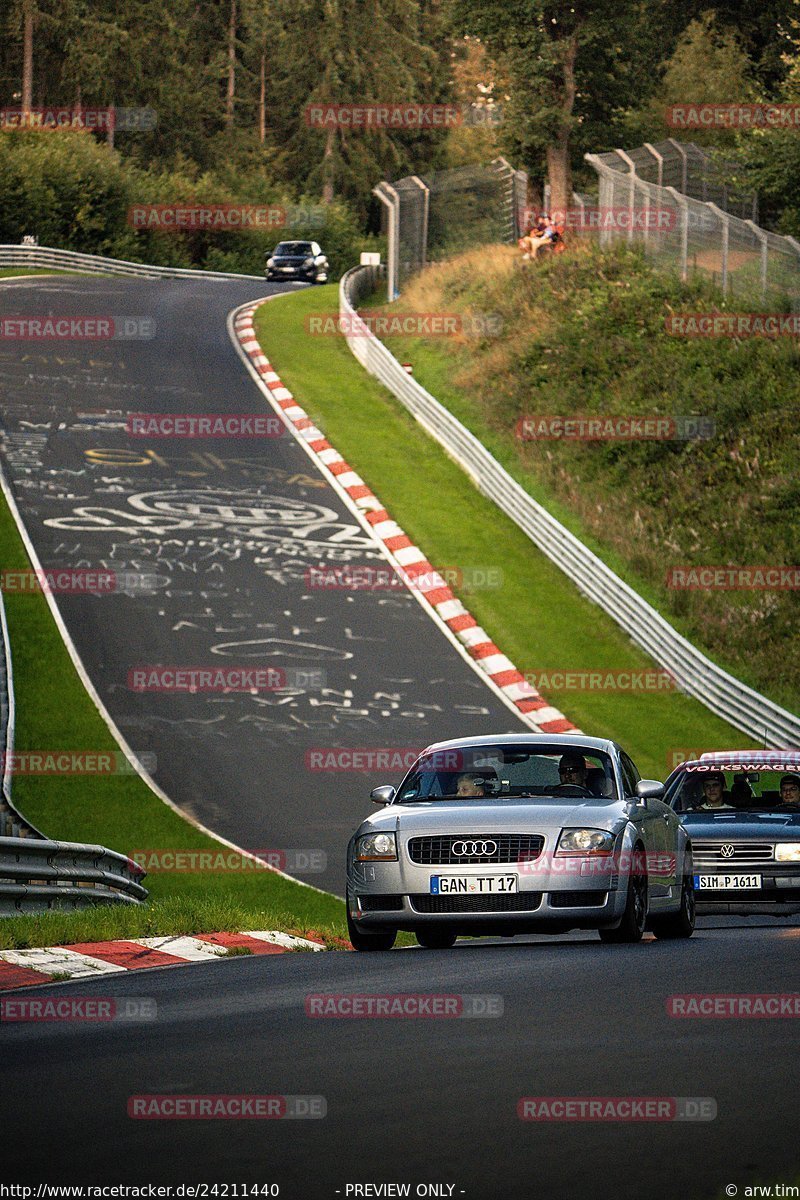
347,855,630,932
266,265,324,281
694,871,800,915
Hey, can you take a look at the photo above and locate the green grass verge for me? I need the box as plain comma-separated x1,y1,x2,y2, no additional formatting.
0,268,78,278
254,286,756,784
0,490,349,950
369,243,799,713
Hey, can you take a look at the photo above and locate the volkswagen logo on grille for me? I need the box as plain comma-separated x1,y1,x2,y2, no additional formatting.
720,843,736,858
452,839,498,857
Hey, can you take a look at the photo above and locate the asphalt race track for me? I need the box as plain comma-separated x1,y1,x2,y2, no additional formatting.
2,923,799,1198
3,276,799,1200
0,276,522,890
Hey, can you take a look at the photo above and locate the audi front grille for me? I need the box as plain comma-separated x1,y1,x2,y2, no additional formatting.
692,841,775,870
406,834,545,866
410,892,543,914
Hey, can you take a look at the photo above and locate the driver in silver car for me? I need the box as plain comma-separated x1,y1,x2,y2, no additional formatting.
455,774,486,798
557,752,588,789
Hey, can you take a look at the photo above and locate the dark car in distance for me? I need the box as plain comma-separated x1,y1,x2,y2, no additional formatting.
665,750,800,914
265,240,328,283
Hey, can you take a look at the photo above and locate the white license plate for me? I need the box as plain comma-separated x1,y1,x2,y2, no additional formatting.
430,875,517,895
694,874,762,890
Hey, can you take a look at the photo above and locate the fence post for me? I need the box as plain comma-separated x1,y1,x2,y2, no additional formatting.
666,187,689,281
745,219,769,302
615,149,637,245
491,157,518,244
372,182,400,302
409,175,430,270
707,203,729,296
666,138,688,194
643,142,663,188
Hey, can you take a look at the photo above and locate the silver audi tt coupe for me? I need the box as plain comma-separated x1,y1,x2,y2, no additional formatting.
346,734,694,949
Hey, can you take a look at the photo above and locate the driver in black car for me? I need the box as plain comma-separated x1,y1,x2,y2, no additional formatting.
779,773,800,807
557,752,588,790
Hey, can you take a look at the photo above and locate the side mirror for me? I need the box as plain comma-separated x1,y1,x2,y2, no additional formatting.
636,779,665,801
370,785,396,806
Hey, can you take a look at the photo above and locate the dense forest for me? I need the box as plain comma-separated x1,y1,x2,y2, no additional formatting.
1,0,799,270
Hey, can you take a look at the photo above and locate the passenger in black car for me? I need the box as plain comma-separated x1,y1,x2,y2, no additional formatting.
697,773,734,810
779,774,800,806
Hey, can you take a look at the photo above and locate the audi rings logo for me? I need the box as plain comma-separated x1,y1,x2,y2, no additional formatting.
720,844,736,859
452,840,498,857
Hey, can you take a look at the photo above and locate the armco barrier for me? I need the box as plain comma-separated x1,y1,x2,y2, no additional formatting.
0,836,147,914
0,568,147,911
340,264,800,748
0,244,263,281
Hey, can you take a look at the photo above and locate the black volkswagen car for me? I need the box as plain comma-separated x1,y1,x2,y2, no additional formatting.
265,240,328,283
665,750,800,914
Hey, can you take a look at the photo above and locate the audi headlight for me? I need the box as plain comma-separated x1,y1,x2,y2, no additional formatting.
354,832,397,861
557,829,615,855
775,844,800,863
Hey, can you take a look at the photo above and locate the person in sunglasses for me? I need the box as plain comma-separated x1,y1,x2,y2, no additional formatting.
556,752,588,790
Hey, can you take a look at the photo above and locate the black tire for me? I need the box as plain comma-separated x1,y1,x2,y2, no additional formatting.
415,928,457,950
599,857,648,944
346,892,397,952
650,871,696,940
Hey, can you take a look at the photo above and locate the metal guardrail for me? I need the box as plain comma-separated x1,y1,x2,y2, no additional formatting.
0,582,148,911
340,264,800,749
0,836,147,914
0,244,263,281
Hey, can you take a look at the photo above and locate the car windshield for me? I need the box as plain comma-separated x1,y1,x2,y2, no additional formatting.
670,761,800,814
274,242,312,255
396,744,618,802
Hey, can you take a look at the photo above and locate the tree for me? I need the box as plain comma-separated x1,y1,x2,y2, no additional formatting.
265,0,452,214
620,11,755,147
21,0,33,110
723,7,800,234
449,0,643,214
